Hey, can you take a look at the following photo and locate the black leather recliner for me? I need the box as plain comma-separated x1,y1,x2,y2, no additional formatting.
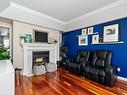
83,50,117,87
66,50,90,75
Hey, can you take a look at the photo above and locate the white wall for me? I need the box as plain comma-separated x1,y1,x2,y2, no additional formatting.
13,20,60,69
66,0,127,31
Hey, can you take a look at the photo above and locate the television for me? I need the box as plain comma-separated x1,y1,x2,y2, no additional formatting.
33,30,48,43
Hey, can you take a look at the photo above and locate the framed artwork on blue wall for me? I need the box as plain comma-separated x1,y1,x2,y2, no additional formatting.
78,35,88,46
82,28,87,35
88,27,93,34
103,24,119,42
92,35,99,44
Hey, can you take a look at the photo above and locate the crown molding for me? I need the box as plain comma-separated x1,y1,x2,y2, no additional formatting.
10,2,66,25
11,0,126,25
67,0,127,24
8,0,127,32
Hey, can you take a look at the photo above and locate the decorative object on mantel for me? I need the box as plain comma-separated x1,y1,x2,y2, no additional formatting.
78,35,88,46
103,24,119,42
53,40,58,44
49,37,58,44
88,27,93,35
24,34,32,43
82,28,87,35
92,35,99,44
20,34,32,44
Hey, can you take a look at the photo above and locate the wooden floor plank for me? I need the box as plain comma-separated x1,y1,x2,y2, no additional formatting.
46,71,94,95
15,68,127,95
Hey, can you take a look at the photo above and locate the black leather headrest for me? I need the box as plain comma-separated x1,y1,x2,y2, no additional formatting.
96,51,108,59
76,50,90,63
92,50,112,67
78,50,90,57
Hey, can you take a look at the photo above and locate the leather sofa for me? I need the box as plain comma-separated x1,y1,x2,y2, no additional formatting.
66,50,90,75
83,50,117,87
66,50,117,87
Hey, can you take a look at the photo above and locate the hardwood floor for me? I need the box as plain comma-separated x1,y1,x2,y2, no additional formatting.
15,68,127,95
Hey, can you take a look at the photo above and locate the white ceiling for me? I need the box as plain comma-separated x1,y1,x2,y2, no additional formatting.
13,0,119,22
0,0,11,12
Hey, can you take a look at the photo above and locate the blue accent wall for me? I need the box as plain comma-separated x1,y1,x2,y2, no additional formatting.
62,18,127,78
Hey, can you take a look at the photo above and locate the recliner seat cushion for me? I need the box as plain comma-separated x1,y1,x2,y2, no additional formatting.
96,59,105,67
89,67,98,81
98,69,105,84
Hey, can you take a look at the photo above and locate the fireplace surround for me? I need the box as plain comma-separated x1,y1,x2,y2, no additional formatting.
21,43,58,77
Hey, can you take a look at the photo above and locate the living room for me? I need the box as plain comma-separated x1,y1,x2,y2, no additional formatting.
0,0,127,95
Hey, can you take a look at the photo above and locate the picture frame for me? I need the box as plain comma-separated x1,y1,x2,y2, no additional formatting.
88,27,93,34
82,28,87,35
103,24,119,42
92,35,99,44
78,35,88,46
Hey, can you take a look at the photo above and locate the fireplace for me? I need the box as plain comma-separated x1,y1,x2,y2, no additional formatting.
33,51,49,65
21,43,58,77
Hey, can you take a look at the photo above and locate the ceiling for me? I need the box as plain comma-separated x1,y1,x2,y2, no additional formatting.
13,0,119,22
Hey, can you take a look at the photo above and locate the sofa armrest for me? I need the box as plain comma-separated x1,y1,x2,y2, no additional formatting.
105,66,117,87
105,65,117,75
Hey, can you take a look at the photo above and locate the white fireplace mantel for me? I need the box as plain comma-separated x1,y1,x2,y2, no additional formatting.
21,43,58,47
21,43,58,77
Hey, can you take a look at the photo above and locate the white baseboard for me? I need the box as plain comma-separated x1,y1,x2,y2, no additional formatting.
118,76,127,81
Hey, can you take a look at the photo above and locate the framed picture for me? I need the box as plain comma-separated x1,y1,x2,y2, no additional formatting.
92,35,99,44
82,28,87,35
103,24,119,42
88,27,93,34
78,35,88,46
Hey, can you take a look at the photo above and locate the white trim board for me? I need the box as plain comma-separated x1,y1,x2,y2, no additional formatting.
118,76,127,82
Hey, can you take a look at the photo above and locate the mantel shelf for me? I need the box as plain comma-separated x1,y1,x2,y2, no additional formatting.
20,43,58,47
91,41,124,45
77,32,98,37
